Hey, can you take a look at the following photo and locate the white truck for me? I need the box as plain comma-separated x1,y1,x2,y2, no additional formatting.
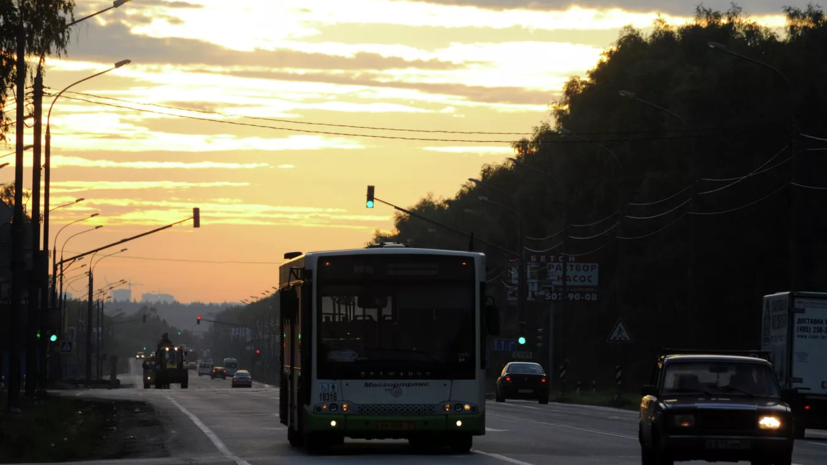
762,291,827,437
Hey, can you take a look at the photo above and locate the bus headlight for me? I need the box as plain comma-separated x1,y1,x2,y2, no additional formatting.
456,420,462,427
444,403,451,412
759,416,781,430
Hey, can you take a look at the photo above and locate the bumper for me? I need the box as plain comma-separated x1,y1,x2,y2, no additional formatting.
502,385,549,398
302,410,485,438
232,381,252,387
663,435,793,461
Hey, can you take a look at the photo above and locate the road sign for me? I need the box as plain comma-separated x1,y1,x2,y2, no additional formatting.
607,318,633,343
60,341,73,353
511,351,533,360
493,339,517,352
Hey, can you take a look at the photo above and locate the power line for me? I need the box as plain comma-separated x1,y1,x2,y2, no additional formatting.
627,184,693,206
64,251,281,265
698,145,788,196
569,210,620,228
618,214,687,241
690,184,787,216
524,241,563,253
525,230,563,241
801,133,827,143
791,182,827,191
569,221,621,241
700,156,792,182
57,93,785,145
561,238,616,257
625,199,691,220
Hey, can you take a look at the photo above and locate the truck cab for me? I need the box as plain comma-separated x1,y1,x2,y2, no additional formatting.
152,345,189,389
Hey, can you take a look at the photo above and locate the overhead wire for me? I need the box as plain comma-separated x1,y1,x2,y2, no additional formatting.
791,182,827,191
690,184,787,216
627,184,693,206
561,238,616,257
618,214,688,241
698,145,788,196
525,230,563,241
524,242,563,253
569,210,621,228
700,156,792,182
801,133,827,143
568,221,621,240
56,93,785,145
625,199,691,220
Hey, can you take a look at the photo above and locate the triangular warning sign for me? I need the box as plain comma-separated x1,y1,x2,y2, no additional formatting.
60,341,72,352
607,318,633,343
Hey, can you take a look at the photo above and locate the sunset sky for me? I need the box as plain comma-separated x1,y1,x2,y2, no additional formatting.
4,0,803,303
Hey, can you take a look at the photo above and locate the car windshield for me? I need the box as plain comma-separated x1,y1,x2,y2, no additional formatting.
509,364,544,374
661,361,780,397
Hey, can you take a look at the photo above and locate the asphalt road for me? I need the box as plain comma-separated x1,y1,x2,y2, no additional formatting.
36,359,827,465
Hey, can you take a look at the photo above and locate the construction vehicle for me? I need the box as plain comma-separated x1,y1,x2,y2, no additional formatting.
152,333,189,389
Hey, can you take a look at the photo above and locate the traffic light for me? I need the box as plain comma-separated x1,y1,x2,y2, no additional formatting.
36,331,41,339
197,315,201,325
536,327,544,348
49,333,57,342
177,331,181,335
255,349,261,355
193,207,201,228
143,347,147,351
366,185,375,208
518,321,526,345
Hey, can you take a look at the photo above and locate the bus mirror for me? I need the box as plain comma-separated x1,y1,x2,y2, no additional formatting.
280,288,298,316
487,304,500,335
357,295,388,309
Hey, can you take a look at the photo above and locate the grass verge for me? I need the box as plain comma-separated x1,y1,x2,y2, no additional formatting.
0,395,164,463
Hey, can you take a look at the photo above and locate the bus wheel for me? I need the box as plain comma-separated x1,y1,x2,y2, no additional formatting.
287,427,303,447
449,435,472,454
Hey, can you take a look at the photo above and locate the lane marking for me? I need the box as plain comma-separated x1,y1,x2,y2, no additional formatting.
485,427,509,432
488,412,637,441
473,449,534,465
807,441,827,447
165,395,251,465
499,403,539,411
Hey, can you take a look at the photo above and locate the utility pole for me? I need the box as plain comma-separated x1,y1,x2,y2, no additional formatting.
8,20,27,413
32,68,46,393
86,271,94,383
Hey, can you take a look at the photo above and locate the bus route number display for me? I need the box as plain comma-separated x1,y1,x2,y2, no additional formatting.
319,382,339,401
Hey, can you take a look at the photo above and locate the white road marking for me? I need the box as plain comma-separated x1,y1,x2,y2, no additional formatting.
165,395,251,465
808,441,827,447
488,412,637,440
485,427,509,432
263,427,286,430
75,391,85,396
473,449,535,465
500,403,539,411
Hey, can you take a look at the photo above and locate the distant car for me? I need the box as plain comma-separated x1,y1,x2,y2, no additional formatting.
136,351,145,359
187,362,197,370
211,366,226,379
198,361,213,377
639,350,796,465
495,362,549,404
232,370,252,388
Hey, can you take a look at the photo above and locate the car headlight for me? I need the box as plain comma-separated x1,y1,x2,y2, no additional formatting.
670,414,695,428
759,416,782,430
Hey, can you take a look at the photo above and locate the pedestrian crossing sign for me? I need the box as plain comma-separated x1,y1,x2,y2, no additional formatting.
60,341,73,353
607,318,633,343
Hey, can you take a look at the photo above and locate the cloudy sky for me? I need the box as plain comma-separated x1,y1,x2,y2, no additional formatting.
4,0,805,302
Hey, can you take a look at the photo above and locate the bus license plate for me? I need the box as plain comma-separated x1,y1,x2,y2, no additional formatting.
705,440,750,450
518,389,533,393
378,422,415,431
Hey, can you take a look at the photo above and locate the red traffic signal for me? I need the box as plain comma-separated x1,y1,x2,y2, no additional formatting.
255,349,261,354
197,315,201,325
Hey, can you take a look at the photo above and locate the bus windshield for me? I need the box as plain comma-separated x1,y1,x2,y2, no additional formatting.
224,360,238,369
318,282,475,379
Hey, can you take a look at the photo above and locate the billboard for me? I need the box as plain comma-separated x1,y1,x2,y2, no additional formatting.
506,254,600,302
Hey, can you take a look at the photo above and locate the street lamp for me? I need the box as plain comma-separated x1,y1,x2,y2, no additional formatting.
49,198,85,213
43,59,131,270
85,248,127,383
0,145,33,160
52,213,100,303
0,162,8,169
618,91,688,129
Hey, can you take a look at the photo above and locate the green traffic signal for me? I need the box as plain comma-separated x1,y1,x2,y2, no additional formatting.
366,200,374,208
36,332,41,339
518,336,526,345
177,331,181,335
50,334,58,342
143,347,147,350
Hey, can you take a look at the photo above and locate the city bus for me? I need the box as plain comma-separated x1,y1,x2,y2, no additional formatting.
223,358,239,376
278,243,499,453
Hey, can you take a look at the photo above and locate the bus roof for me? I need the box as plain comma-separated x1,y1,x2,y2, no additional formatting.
279,247,485,287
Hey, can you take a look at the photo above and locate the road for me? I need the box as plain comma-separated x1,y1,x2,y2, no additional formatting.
43,359,827,465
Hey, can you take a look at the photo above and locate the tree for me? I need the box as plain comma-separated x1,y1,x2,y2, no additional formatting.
373,4,827,388
0,0,77,142
0,181,29,213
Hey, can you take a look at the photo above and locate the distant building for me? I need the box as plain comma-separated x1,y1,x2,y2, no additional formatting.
112,289,131,302
141,293,174,304
62,291,73,301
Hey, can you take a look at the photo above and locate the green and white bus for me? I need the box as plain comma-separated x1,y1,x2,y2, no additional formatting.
278,243,499,453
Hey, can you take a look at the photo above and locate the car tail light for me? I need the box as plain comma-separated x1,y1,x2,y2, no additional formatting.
505,377,511,382
541,378,547,383
233,378,237,381
805,405,811,410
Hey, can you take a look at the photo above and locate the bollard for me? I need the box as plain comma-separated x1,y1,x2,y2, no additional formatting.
576,380,581,394
615,365,622,387
592,380,596,393
558,362,568,394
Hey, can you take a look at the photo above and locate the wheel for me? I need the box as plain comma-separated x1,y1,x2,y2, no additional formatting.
287,427,303,447
539,393,549,405
303,432,329,455
143,383,149,389
449,434,472,454
495,388,505,403
181,381,188,389
794,424,805,439
641,445,655,465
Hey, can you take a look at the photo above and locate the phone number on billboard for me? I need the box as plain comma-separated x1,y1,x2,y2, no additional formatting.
547,293,599,301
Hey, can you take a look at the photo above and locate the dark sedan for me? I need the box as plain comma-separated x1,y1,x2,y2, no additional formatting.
496,362,549,404
232,370,253,388
639,351,796,465
211,366,227,379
